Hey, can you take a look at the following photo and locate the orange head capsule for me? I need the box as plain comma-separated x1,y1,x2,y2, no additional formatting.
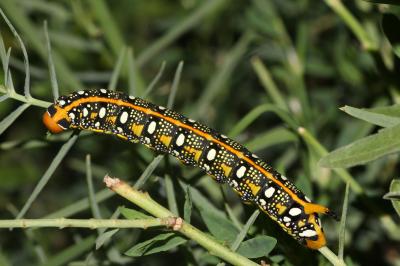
43,103,70,133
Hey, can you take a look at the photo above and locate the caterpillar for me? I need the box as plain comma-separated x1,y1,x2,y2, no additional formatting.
43,89,336,250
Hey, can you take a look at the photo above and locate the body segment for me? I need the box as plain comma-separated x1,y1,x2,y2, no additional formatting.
43,89,335,249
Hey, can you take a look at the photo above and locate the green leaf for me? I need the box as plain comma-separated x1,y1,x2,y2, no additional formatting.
382,14,400,58
198,208,240,244
120,207,153,219
125,233,186,257
183,187,193,223
384,179,400,218
237,236,277,258
244,127,297,152
340,105,400,127
95,229,119,250
370,104,400,117
319,124,400,168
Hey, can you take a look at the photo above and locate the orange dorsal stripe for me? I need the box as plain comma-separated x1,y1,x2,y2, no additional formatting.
56,96,310,208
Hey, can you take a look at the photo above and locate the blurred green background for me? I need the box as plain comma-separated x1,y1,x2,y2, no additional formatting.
0,0,400,265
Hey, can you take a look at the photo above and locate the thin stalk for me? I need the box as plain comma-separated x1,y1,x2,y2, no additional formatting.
104,175,258,266
0,218,171,229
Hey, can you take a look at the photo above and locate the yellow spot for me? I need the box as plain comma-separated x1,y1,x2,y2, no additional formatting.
276,203,287,215
298,220,305,228
106,116,116,123
221,163,232,177
184,146,202,162
246,181,261,196
90,112,98,119
131,124,144,136
160,135,172,147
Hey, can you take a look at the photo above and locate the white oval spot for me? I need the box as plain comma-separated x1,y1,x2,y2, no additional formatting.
220,134,228,139
264,187,275,198
120,112,128,124
283,216,291,222
68,112,75,120
176,134,185,146
259,199,266,206
83,108,89,117
203,164,210,171
99,107,106,118
100,88,107,93
236,166,246,178
207,149,216,161
117,127,123,133
59,100,66,106
252,154,259,159
145,137,151,144
300,229,317,237
95,122,100,128
281,175,288,181
129,95,136,100
188,118,195,123
77,90,84,95
147,121,157,134
304,196,311,203
231,180,238,188
159,106,166,110
289,207,302,216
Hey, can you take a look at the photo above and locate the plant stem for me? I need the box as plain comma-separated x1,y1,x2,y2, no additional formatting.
319,246,347,266
104,175,258,266
297,127,363,194
324,0,377,51
0,218,171,229
0,85,51,108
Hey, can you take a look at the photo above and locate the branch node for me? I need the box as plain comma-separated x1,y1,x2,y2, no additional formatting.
103,174,121,188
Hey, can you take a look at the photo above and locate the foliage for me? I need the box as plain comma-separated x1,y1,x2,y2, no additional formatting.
0,0,400,265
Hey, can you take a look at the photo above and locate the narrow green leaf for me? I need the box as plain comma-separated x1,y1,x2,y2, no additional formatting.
95,229,119,250
87,0,125,57
199,208,239,244
244,127,297,152
319,124,400,168
108,46,127,91
167,61,184,109
237,236,277,258
0,103,30,136
17,134,78,219
341,105,400,127
195,32,253,118
385,179,400,217
183,187,193,223
230,210,260,251
251,56,288,111
165,175,179,216
136,0,227,67
338,182,350,260
42,236,96,266
0,7,30,97
125,233,186,257
228,104,297,138
142,61,166,98
134,154,164,189
120,207,152,219
370,104,400,117
43,20,59,100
